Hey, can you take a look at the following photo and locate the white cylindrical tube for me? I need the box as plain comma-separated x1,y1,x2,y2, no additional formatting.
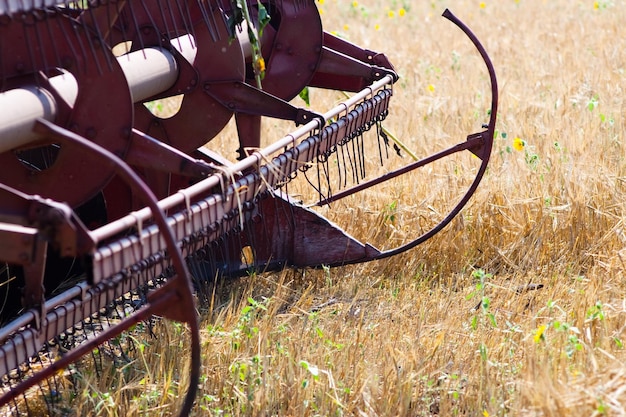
0,43,190,153
118,47,179,103
0,86,57,151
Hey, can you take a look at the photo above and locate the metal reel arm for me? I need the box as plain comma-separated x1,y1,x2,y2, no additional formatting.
314,9,498,263
0,119,202,416
374,8,498,260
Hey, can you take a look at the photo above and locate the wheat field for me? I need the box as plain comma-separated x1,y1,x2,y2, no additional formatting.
38,1,626,416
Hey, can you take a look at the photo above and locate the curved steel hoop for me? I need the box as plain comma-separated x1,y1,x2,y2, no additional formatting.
374,8,498,260
313,8,498,263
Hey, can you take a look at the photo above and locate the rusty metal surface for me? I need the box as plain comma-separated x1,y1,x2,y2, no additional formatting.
0,10,134,208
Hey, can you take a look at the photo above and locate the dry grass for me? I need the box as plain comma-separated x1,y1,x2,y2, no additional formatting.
47,1,626,416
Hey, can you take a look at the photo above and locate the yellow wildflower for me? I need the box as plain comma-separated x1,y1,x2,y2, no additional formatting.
593,1,599,9
479,2,486,8
427,84,435,93
318,0,324,4
399,8,406,17
343,24,349,31
534,324,547,343
374,23,380,31
254,56,265,75
513,137,525,151
387,10,395,18
352,0,358,7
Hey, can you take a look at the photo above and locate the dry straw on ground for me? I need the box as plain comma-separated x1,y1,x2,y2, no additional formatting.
62,1,626,416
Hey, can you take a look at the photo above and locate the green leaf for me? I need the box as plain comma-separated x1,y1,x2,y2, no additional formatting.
257,1,270,38
299,87,310,107
479,343,488,361
315,326,324,338
226,3,244,40
481,296,490,311
299,360,319,380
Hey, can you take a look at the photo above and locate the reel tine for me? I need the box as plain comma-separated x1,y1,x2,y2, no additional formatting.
86,5,113,71
43,12,62,73
69,12,93,74
195,0,215,41
176,0,197,49
32,12,50,77
338,138,348,190
54,5,81,69
79,9,105,75
210,0,225,41
113,0,128,48
346,111,358,185
166,0,180,39
132,1,149,52
21,16,39,78
155,0,173,44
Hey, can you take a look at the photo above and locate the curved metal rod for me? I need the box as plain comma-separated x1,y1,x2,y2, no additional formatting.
5,119,201,417
366,8,498,261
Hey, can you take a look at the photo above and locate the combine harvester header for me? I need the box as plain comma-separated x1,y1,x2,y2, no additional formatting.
0,1,497,415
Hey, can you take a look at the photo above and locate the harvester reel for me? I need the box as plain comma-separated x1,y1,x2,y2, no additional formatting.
0,9,133,207
107,0,242,152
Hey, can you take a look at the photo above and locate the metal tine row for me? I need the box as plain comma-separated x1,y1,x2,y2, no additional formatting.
0,0,72,17
0,250,161,380
0,276,173,415
0,268,165,416
86,0,223,63
294,87,394,205
280,87,393,203
0,4,117,87
1,0,227,80
93,76,394,288
90,90,393,286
